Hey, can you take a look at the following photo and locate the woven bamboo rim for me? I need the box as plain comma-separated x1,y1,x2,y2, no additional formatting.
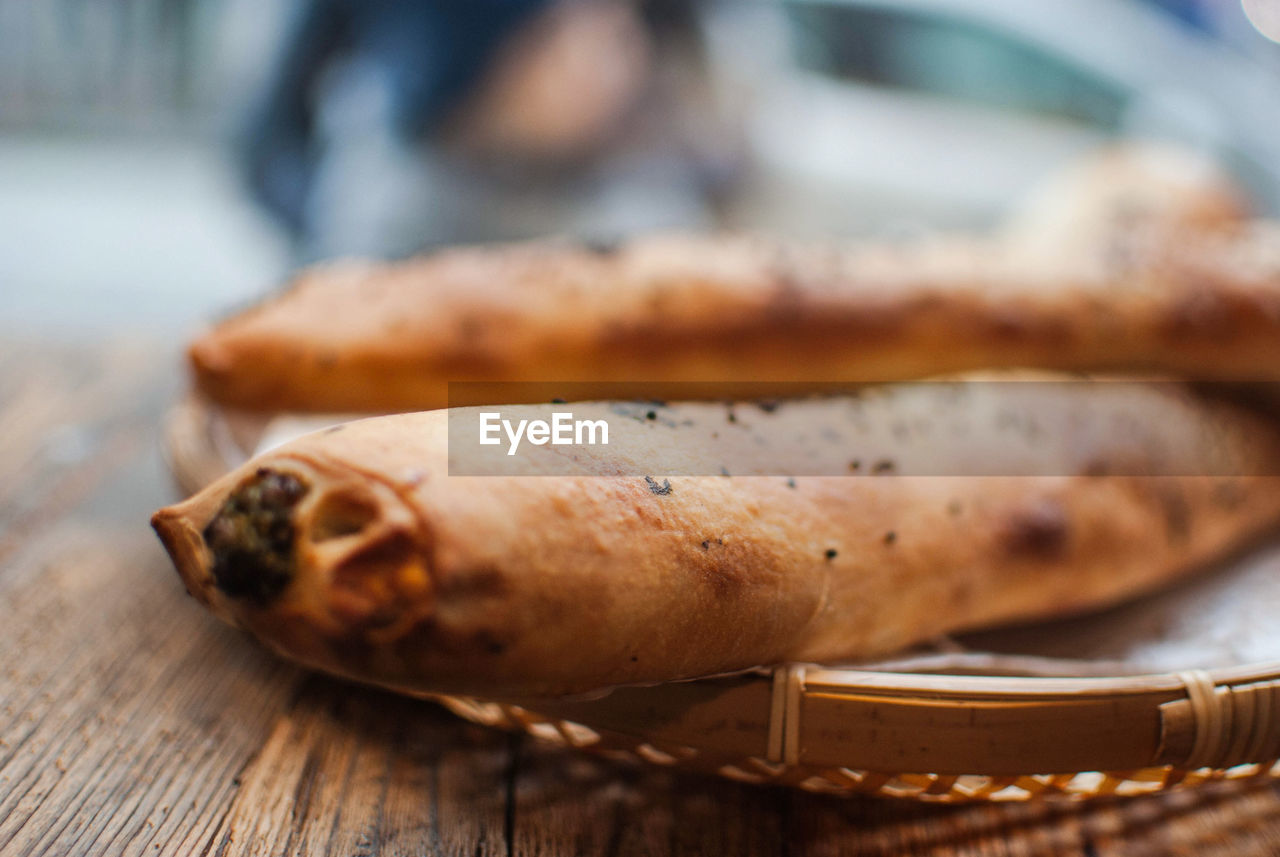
163,395,1280,801
425,662,1280,802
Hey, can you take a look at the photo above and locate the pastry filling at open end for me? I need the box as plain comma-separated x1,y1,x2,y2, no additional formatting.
203,468,309,606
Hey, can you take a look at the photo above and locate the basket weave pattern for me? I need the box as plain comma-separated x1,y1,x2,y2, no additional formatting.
436,695,1280,803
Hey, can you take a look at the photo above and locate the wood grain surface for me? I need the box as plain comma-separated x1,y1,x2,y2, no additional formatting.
3,338,1280,857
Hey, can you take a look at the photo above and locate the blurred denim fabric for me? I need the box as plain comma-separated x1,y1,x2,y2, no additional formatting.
242,0,551,242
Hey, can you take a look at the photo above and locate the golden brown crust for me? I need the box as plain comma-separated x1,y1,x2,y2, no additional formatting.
152,383,1280,698
188,220,1280,414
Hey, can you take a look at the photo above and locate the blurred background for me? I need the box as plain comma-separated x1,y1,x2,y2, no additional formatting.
4,0,1280,338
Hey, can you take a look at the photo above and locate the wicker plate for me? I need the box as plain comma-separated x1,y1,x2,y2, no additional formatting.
162,395,1280,802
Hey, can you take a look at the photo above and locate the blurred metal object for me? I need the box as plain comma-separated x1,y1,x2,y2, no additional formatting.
1242,0,1280,44
778,0,1280,213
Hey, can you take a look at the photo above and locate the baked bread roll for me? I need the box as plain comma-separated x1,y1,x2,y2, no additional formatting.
189,222,1280,414
152,382,1280,698
1002,143,1249,264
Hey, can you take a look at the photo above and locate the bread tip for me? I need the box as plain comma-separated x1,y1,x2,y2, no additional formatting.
151,504,217,607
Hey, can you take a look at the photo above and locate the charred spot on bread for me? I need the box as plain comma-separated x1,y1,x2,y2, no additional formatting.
580,235,621,255
203,468,308,606
1001,499,1069,559
644,476,673,496
475,630,508,656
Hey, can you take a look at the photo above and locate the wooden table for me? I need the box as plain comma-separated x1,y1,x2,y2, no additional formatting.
4,338,1280,857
